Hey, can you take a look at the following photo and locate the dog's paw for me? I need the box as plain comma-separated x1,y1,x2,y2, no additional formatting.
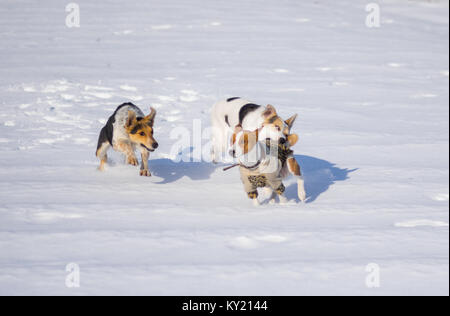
98,161,106,172
140,169,152,177
297,177,307,202
279,195,289,204
298,189,306,203
247,191,258,200
127,157,139,166
253,199,261,207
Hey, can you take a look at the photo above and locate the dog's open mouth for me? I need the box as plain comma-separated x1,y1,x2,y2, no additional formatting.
141,144,155,152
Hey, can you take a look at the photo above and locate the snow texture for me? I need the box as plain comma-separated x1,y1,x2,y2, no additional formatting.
0,0,448,295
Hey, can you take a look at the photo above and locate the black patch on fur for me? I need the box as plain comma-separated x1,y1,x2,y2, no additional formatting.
114,102,144,121
239,103,261,125
227,97,240,102
268,116,278,124
130,124,143,135
225,115,230,127
96,124,112,153
97,114,117,150
113,102,138,117
276,183,286,195
96,102,140,153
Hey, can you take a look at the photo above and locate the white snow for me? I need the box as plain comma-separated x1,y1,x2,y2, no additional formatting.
395,220,449,228
0,0,448,295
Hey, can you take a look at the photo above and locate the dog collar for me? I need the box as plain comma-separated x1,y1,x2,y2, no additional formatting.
224,141,288,172
238,142,266,170
241,159,262,171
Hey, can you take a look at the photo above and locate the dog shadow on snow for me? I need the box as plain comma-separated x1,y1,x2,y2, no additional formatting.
149,158,219,184
285,155,357,204
149,150,356,203
148,148,218,184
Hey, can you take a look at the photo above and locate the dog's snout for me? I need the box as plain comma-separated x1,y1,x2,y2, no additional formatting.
279,138,286,144
152,142,159,149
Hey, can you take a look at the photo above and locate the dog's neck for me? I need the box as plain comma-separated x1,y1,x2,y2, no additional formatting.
238,141,266,170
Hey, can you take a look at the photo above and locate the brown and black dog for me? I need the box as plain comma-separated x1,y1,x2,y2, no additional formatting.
96,103,158,176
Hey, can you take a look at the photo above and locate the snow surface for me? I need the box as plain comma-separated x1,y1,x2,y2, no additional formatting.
0,0,448,295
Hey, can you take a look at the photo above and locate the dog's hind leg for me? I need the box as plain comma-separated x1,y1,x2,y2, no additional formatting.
211,113,233,163
248,191,260,206
240,171,260,205
114,141,138,166
96,141,110,171
287,157,306,202
139,148,151,177
211,125,227,163
96,126,112,171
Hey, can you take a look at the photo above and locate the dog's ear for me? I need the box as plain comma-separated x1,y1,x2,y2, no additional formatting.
145,107,157,126
126,111,137,128
287,134,299,146
263,104,277,118
253,128,259,141
231,125,242,145
285,114,298,129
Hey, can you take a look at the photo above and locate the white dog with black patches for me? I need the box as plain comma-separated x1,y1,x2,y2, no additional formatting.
211,97,306,202
211,98,298,162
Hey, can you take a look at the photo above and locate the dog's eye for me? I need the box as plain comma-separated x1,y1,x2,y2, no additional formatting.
140,132,145,136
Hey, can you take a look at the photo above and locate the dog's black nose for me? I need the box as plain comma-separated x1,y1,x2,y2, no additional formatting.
153,142,159,149
279,138,286,144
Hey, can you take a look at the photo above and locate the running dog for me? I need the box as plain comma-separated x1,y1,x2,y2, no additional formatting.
211,97,298,163
230,125,306,205
96,102,158,176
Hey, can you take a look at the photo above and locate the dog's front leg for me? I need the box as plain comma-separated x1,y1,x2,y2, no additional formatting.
287,157,306,202
269,183,288,204
264,187,278,204
115,141,138,166
140,149,151,177
241,175,260,206
248,191,260,206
